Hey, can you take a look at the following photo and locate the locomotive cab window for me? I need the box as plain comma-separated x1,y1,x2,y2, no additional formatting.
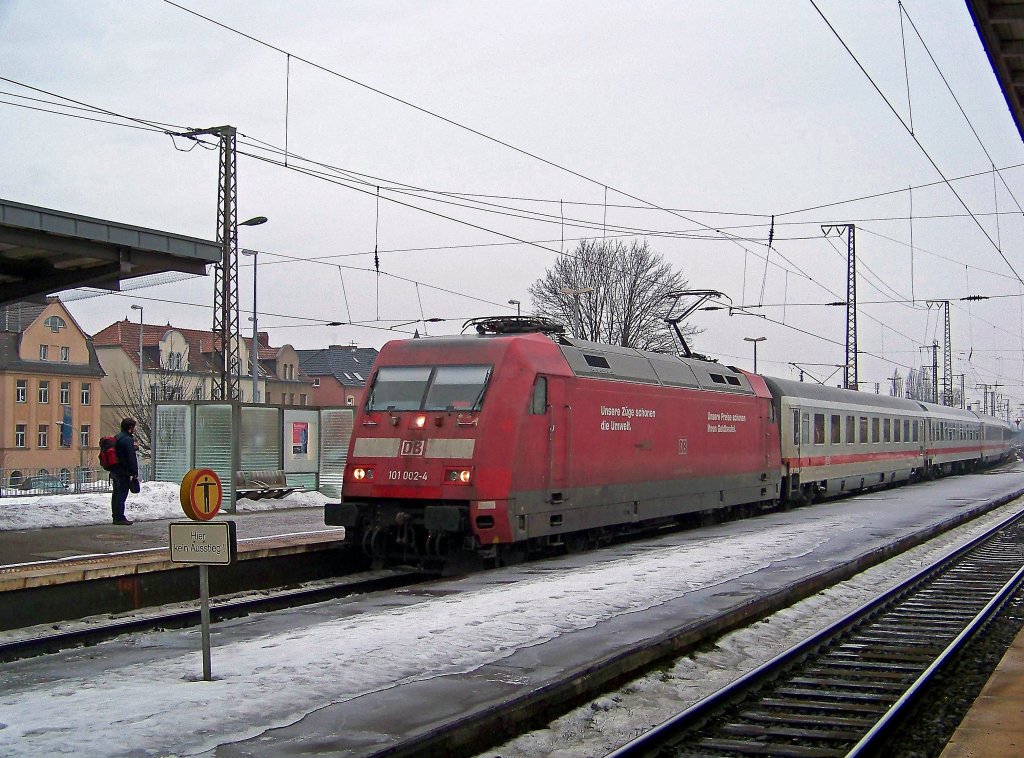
367,367,432,411
424,366,492,411
367,365,493,412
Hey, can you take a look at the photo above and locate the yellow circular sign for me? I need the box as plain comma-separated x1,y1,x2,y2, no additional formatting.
179,468,223,521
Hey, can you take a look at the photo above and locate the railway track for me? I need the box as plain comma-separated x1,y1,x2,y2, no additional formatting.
0,568,426,663
606,507,1024,758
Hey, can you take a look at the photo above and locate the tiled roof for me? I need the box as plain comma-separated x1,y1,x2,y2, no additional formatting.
297,346,378,386
0,302,48,333
93,320,270,374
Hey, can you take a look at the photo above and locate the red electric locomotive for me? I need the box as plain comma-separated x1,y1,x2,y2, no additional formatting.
326,317,781,567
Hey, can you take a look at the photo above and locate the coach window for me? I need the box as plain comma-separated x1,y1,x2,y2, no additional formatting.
859,416,868,443
894,418,901,443
883,418,891,442
871,417,880,443
830,414,841,444
530,376,548,414
813,413,825,445
913,421,919,442
801,413,810,445
845,415,855,443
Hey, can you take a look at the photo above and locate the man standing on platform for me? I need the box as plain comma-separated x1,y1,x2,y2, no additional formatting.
110,417,139,525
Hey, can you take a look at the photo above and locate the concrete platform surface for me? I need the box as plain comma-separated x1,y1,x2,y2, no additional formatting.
940,625,1024,758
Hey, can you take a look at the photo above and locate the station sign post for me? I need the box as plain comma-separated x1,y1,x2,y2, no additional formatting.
170,468,236,682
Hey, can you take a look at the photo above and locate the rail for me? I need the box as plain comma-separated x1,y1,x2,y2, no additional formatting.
606,506,1024,757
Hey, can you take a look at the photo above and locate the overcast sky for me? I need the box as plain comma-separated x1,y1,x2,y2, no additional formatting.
3,1,1024,410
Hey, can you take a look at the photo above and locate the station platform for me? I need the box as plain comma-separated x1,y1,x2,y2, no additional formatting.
940,623,1024,757
0,506,345,593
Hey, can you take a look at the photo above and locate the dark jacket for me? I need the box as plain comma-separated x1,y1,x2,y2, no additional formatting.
114,431,139,478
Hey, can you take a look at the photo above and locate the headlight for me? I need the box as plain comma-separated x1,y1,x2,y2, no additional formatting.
414,415,427,428
352,467,374,481
445,468,472,484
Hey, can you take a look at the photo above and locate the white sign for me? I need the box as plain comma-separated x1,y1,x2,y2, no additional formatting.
169,521,236,565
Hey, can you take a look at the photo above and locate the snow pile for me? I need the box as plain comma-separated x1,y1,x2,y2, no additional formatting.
0,481,331,531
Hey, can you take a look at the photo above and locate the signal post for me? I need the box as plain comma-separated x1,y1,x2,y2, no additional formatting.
170,468,237,681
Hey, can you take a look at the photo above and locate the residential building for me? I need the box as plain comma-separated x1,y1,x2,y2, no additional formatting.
93,320,315,453
297,345,379,407
0,298,105,485
254,332,315,406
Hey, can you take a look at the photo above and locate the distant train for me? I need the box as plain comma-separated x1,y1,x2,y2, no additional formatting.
325,317,1015,567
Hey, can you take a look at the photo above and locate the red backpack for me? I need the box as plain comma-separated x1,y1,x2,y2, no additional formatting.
98,436,119,471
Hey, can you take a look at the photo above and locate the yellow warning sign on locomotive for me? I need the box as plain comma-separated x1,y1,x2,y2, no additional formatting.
180,468,223,521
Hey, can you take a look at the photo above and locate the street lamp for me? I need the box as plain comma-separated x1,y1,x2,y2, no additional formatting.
559,286,594,338
130,305,143,404
744,336,767,374
54,421,84,493
239,215,268,402
508,299,521,316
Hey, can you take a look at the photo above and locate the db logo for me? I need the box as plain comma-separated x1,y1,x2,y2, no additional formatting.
400,440,426,456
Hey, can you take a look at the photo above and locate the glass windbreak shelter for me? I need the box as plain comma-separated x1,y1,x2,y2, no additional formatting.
153,402,355,509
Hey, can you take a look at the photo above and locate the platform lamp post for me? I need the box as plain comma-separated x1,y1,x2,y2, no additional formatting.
559,286,594,338
54,421,84,493
239,216,268,402
744,336,767,374
508,299,521,316
130,305,144,406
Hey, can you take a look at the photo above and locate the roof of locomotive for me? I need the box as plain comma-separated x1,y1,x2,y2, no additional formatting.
377,323,755,395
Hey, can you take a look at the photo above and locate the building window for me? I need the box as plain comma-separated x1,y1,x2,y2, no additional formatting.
193,385,204,401
38,425,48,448
81,425,90,448
39,380,49,404
43,315,67,333
81,383,91,405
59,423,71,448
39,344,48,361
60,346,70,362
15,425,26,448
60,381,71,405
312,378,320,387
289,393,295,404
59,468,70,486
16,379,27,403
300,394,307,405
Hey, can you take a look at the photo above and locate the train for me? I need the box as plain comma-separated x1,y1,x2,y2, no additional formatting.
325,316,1016,568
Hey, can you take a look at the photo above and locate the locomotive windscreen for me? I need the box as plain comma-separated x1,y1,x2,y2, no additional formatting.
367,365,492,412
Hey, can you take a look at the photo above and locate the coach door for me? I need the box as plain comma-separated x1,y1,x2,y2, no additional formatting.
546,377,569,499
791,407,803,469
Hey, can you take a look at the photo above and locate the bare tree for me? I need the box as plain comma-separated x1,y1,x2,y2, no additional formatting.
528,238,696,352
103,365,205,458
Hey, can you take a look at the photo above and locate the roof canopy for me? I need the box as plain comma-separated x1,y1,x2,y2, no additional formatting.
968,1,1024,142
0,198,221,306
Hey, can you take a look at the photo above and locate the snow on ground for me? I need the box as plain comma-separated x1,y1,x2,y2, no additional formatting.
483,503,1024,758
0,481,330,531
0,515,847,757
